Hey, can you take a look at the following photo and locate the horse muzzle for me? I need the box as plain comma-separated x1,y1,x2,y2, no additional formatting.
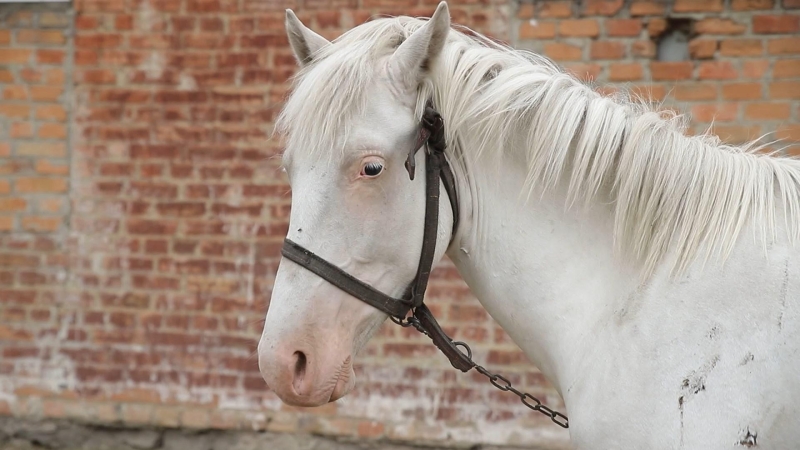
258,336,356,406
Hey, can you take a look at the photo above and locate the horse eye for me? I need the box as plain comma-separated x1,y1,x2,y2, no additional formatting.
362,162,384,177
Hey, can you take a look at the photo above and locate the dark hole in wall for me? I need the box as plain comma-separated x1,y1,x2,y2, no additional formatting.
655,18,695,62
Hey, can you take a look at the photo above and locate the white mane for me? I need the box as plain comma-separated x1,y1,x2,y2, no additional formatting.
276,16,800,277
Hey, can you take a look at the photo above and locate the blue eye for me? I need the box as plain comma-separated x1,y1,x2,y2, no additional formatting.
362,162,384,177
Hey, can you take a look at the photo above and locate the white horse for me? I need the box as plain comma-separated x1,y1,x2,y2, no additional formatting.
258,3,800,448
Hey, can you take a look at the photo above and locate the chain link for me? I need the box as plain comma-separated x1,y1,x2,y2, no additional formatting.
391,313,569,429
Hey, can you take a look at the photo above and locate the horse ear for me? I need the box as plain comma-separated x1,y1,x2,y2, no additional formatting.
285,9,331,66
388,2,450,91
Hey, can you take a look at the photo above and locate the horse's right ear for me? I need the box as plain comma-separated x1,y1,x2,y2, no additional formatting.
388,2,450,91
285,9,330,66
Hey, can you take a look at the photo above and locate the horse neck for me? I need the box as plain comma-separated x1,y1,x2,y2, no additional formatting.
445,127,640,395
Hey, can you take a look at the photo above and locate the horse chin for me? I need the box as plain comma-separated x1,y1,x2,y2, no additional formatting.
329,360,356,402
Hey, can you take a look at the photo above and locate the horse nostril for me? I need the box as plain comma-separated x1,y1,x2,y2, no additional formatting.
292,351,307,393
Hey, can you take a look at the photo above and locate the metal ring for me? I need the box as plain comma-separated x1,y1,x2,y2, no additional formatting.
452,341,472,360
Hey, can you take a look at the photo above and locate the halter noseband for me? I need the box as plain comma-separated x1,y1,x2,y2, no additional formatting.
280,103,473,371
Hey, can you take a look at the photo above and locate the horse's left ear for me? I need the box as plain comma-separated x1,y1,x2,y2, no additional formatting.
285,9,331,66
388,1,450,91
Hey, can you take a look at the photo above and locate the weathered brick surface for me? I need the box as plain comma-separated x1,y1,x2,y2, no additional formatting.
1,0,798,448
517,0,800,146
0,4,71,234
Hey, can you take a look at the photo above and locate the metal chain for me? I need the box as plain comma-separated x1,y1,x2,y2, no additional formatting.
390,314,569,429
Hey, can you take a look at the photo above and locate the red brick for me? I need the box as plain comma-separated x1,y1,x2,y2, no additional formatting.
156,202,206,217
15,29,66,45
35,160,69,176
698,61,738,80
647,18,667,37
744,102,791,120
740,60,768,79
114,14,134,30
129,34,180,49
582,0,623,16
45,68,65,85
37,123,67,139
30,86,63,102
36,50,65,64
197,17,222,32
564,63,602,81
0,216,12,231
77,69,117,84
38,12,70,28
129,182,178,198
674,0,724,12
19,68,42,84
0,254,38,267
77,0,127,12
544,43,582,61
769,37,800,54
674,83,719,101
74,50,98,66
710,125,762,144
650,62,693,81
590,41,625,59
10,122,33,138
38,198,65,213
777,125,800,140
127,219,177,235
630,1,664,15
695,18,747,35
36,105,67,121
537,1,573,18
770,81,800,99
518,21,556,39
631,40,656,58
75,15,99,30
719,39,764,57
0,159,30,176
0,30,9,45
609,63,642,81
21,216,61,232
0,198,27,212
787,0,800,8
0,325,33,341
6,10,33,26
774,60,800,78
753,15,800,34
517,3,534,19
0,69,13,83
722,82,762,100
75,33,123,48
94,89,151,103
0,49,32,64
15,178,67,193
732,0,774,10
3,85,28,101
606,19,642,37
691,103,739,122
688,39,718,59
0,104,30,119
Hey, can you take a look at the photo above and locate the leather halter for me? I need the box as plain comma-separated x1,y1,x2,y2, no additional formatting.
281,103,474,372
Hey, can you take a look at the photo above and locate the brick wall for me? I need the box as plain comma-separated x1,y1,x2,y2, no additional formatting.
0,0,798,448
